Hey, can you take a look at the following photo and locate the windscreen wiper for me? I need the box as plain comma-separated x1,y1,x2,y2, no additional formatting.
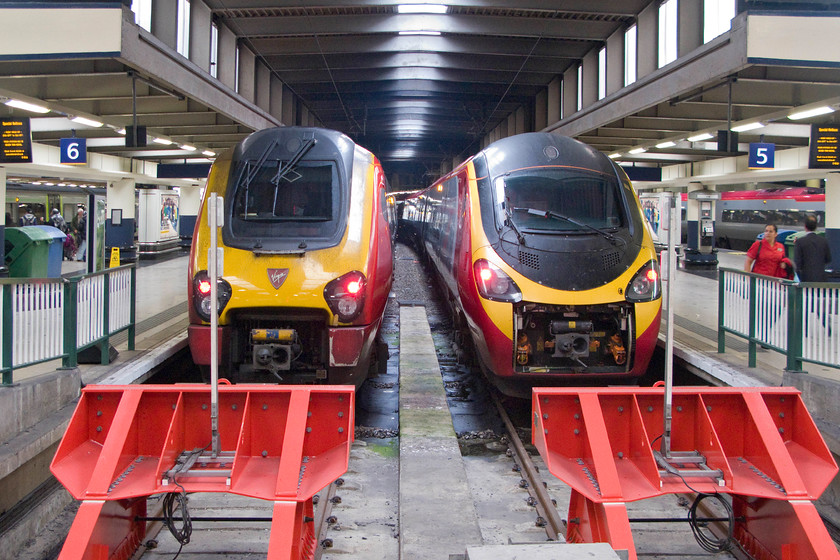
271,137,317,186
504,207,526,245
514,207,621,245
242,139,279,188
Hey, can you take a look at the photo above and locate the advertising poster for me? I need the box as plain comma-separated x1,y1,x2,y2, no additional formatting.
160,193,180,241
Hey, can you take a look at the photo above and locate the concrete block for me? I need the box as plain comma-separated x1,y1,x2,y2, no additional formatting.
0,369,80,445
465,543,624,559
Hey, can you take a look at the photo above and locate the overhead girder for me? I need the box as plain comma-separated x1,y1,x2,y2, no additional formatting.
262,51,575,75
205,0,645,16
275,65,556,86
224,13,624,41
250,34,590,59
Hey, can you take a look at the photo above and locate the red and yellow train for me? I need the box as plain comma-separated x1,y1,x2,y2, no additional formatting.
402,132,662,397
188,127,394,387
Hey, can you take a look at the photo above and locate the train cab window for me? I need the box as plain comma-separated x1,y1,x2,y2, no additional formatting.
230,160,339,239
495,168,624,233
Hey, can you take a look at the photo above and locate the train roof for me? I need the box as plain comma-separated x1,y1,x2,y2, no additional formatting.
479,132,616,179
677,187,824,202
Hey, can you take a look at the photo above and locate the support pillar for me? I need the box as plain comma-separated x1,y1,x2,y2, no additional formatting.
825,172,840,278
0,166,6,276
178,185,202,249
106,179,136,263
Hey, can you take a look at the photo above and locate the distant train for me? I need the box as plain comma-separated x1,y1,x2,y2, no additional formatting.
188,127,394,387
402,132,662,398
5,185,92,226
710,187,825,250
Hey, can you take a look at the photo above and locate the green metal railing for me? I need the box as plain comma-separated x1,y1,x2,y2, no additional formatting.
718,267,839,372
0,265,136,385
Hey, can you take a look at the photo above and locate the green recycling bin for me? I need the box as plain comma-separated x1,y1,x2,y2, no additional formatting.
4,226,55,278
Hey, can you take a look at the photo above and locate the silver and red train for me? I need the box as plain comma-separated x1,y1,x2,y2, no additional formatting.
401,132,663,397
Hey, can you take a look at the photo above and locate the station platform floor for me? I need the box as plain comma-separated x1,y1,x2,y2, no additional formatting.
14,253,188,385
667,249,839,388
24,246,835,390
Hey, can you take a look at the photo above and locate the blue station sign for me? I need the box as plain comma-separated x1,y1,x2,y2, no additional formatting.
748,142,775,169
60,138,87,165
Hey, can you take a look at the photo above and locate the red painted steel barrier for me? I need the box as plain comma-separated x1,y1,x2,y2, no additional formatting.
532,386,839,560
51,384,354,560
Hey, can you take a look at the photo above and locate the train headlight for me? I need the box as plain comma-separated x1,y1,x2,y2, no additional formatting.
192,270,232,322
324,271,367,323
625,260,661,302
473,259,522,303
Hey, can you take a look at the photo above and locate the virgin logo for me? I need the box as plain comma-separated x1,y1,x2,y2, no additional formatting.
268,268,289,290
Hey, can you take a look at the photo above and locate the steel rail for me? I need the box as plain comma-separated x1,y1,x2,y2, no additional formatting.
313,480,339,560
490,390,565,541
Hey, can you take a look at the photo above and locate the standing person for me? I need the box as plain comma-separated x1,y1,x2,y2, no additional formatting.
19,206,37,226
49,208,67,232
744,223,793,278
72,207,87,261
794,215,832,283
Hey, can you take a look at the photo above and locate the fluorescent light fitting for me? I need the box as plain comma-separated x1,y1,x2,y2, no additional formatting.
398,30,442,35
202,150,216,157
788,106,835,120
116,128,126,135
4,98,50,114
608,153,621,159
397,4,448,14
656,141,676,149
731,122,764,133
152,137,173,145
71,116,103,127
628,147,647,154
687,132,714,142
180,144,196,151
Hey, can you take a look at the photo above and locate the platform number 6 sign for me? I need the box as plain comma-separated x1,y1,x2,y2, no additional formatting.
60,137,87,165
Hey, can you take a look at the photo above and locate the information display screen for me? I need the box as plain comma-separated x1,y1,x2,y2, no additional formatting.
808,124,840,169
0,117,33,163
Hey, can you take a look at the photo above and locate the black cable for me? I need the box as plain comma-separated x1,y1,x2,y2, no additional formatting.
688,493,734,553
162,480,192,560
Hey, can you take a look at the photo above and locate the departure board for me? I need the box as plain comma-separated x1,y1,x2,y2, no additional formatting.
808,124,840,169
0,117,32,163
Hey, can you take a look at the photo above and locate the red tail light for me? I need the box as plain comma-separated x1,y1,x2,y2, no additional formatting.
324,271,367,323
626,260,661,302
192,271,232,322
473,259,522,303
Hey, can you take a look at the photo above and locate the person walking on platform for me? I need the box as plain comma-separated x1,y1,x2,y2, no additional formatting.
794,215,832,283
744,223,793,279
795,215,834,336
72,207,87,262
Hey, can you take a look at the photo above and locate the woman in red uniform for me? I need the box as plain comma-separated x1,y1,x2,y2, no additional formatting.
744,224,793,278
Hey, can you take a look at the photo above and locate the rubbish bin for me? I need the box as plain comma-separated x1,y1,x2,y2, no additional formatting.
35,225,67,277
784,230,827,261
4,227,55,278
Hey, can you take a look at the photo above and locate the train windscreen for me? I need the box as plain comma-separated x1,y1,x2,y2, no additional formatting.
495,167,625,233
230,160,339,239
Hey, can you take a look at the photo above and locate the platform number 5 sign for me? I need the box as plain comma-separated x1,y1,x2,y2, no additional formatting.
60,137,87,165
748,142,774,169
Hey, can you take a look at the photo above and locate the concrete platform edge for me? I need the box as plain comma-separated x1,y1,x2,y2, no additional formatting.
399,305,484,559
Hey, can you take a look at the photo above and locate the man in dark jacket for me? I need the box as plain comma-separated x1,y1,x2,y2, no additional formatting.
794,215,832,283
